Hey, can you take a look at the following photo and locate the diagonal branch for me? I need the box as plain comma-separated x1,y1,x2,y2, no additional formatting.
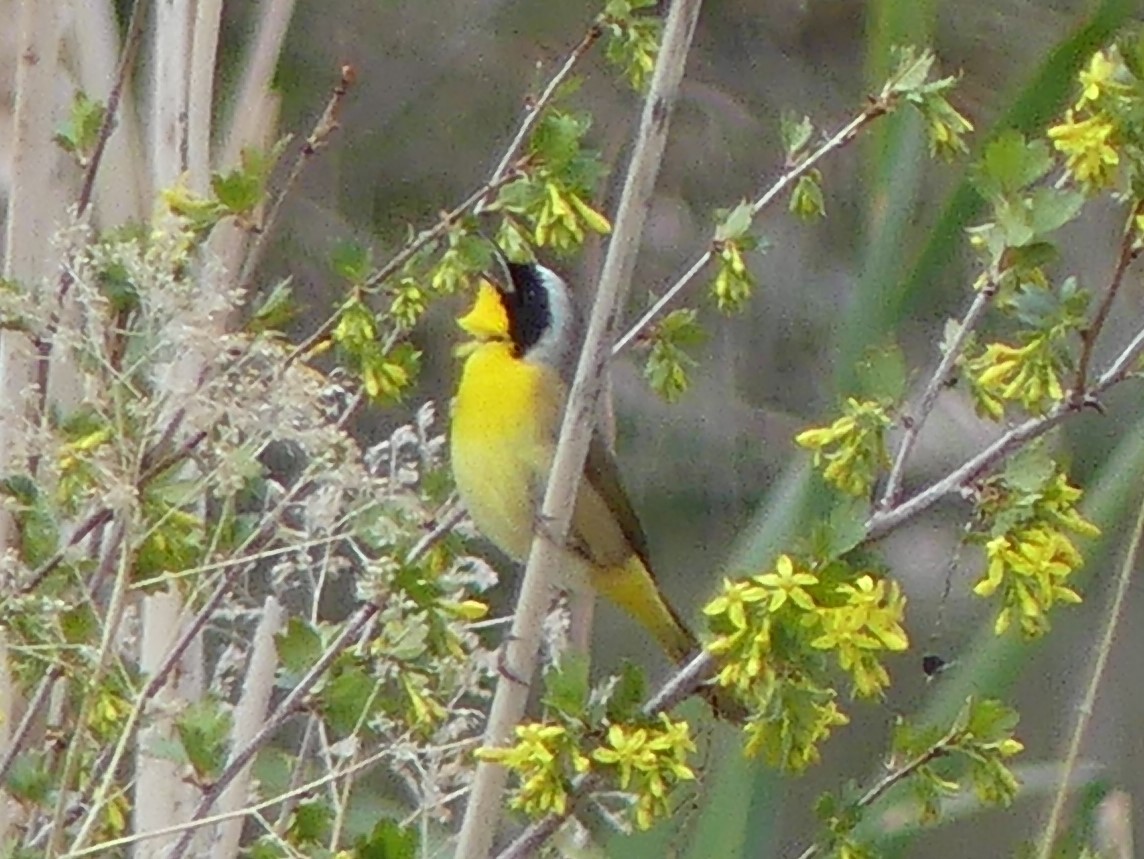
611,100,888,355
454,2,706,858
285,22,603,369
879,272,1000,509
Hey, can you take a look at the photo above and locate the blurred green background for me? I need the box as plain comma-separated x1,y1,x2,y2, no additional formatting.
238,0,1144,854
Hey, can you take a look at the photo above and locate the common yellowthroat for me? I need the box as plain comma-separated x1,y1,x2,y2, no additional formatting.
450,259,739,717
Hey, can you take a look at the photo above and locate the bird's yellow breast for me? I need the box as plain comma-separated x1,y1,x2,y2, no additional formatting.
450,341,563,560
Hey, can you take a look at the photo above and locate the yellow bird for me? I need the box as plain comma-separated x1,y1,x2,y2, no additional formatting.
450,259,739,717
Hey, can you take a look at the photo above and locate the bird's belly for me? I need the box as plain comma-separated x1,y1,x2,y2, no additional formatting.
450,343,561,563
451,427,540,561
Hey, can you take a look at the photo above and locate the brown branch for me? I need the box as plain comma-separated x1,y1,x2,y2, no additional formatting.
75,0,151,218
867,318,1144,542
879,273,1000,510
236,64,357,294
1070,201,1144,399
611,98,889,355
284,21,603,369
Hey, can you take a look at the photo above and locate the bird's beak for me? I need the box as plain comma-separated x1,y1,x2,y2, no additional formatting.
457,280,509,340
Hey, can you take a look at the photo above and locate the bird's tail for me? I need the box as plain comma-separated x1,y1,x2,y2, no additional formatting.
594,557,747,723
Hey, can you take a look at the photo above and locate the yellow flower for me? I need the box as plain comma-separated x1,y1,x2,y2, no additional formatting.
1047,111,1120,190
1076,51,1125,106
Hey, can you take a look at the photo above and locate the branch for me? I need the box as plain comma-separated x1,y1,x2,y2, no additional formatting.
165,605,378,859
284,21,602,369
76,0,151,217
611,100,888,355
867,319,1144,542
161,507,458,859
792,740,953,859
879,273,999,509
1071,201,1144,397
1037,484,1144,859
455,3,706,857
236,65,357,293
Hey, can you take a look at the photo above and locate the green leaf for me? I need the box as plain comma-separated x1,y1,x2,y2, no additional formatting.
275,617,323,677
605,660,647,723
331,241,373,284
543,652,590,719
715,201,755,241
248,278,299,334
780,112,815,158
175,698,232,780
1026,187,1085,236
354,818,420,859
54,92,106,163
288,800,332,846
5,752,52,804
971,131,1053,198
320,660,377,735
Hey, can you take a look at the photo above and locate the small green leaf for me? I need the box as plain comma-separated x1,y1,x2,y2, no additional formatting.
354,818,420,859
780,112,815,160
972,131,1053,198
5,752,52,804
605,660,647,723
714,201,754,241
330,241,373,284
287,800,332,846
320,660,377,735
175,698,232,780
1026,187,1085,236
275,618,323,677
248,278,299,334
542,653,590,718
54,92,106,163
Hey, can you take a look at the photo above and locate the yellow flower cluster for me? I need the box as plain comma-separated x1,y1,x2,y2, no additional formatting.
974,470,1099,637
475,715,695,829
811,576,910,697
1047,49,1134,192
475,723,589,817
795,398,891,496
703,555,909,769
711,239,755,313
532,183,612,251
591,715,697,830
965,338,1065,419
1047,112,1120,190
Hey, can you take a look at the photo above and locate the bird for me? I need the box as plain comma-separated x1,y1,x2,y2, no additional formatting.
449,257,742,719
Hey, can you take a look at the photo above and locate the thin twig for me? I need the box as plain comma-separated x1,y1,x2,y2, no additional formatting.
76,0,151,217
1037,487,1144,859
0,666,63,783
236,65,357,293
161,508,458,859
1071,202,1144,398
793,741,953,859
866,320,1144,541
476,22,604,208
455,3,705,857
165,605,378,859
284,22,603,369
611,102,887,355
879,273,999,509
